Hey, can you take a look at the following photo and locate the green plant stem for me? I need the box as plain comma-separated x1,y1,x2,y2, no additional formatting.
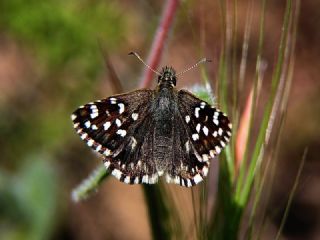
71,165,108,202
275,149,307,240
239,0,293,206
209,155,242,239
139,0,180,89
235,0,266,200
143,184,172,240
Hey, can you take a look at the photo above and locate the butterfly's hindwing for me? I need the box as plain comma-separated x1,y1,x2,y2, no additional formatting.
165,111,210,187
104,115,160,184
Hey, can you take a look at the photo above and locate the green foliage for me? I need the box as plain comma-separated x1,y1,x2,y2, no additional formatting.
0,155,59,240
0,0,125,69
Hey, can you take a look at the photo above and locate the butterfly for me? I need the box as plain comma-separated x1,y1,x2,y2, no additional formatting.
71,53,232,187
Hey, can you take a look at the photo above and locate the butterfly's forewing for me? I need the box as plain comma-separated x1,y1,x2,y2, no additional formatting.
169,90,232,186
71,89,159,184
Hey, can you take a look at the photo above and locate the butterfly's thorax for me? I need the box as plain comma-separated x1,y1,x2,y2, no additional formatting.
151,85,177,172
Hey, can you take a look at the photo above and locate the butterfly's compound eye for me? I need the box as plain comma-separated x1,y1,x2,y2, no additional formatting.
171,75,176,86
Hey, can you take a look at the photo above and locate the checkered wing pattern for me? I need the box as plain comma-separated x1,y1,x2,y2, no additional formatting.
165,90,231,187
71,90,160,184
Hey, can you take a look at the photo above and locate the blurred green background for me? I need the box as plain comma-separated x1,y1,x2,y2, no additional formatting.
0,0,319,239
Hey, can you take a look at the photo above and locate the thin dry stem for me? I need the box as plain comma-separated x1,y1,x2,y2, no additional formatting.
139,0,180,88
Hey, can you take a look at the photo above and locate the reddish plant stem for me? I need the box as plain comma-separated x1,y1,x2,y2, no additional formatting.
139,0,180,89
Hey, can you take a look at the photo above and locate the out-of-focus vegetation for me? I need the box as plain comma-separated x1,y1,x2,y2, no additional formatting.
0,0,125,68
0,1,128,239
0,156,57,240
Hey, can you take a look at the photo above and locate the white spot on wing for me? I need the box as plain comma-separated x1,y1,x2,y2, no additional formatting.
192,133,199,141
104,161,110,168
202,154,209,162
71,114,77,120
165,174,173,183
195,107,200,118
215,145,221,154
134,177,140,184
202,166,209,176
103,121,111,130
185,115,190,123
80,133,88,140
104,149,111,156
174,176,180,184
142,175,148,183
91,124,98,130
87,139,94,147
112,169,122,179
84,120,91,128
131,113,139,121
90,112,99,119
95,145,102,152
218,128,223,136
124,176,130,184
115,119,122,127
117,129,127,137
213,131,218,137
193,174,203,184
110,97,117,104
181,179,185,187
196,123,201,133
203,126,209,136
200,102,206,109
149,174,158,184
213,119,219,126
186,179,192,187
90,105,98,110
210,150,216,158
118,103,125,114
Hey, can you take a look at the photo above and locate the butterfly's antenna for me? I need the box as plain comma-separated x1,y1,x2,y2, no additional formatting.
176,58,212,76
129,52,161,76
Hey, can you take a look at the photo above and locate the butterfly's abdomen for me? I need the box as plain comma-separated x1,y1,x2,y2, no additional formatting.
151,89,176,173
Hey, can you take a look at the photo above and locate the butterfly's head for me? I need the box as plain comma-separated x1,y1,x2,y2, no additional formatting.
158,66,177,87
